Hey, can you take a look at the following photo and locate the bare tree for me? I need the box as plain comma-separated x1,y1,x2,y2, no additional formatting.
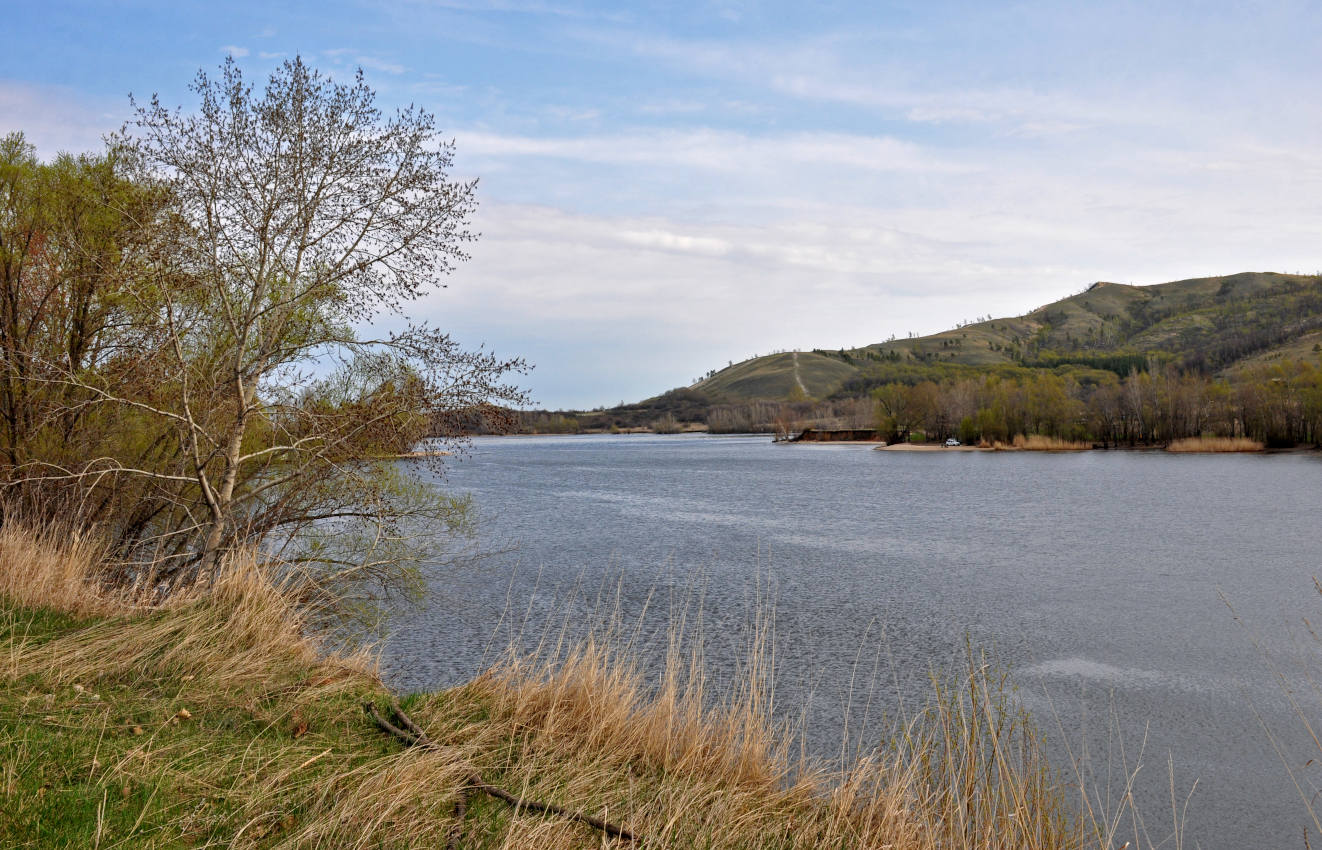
18,58,525,595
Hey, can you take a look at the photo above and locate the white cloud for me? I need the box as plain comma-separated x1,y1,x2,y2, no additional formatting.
320,48,405,74
454,128,972,174
412,78,468,97
355,55,406,74
542,105,600,122
597,30,1201,141
416,0,617,19
615,228,732,257
0,81,121,154
415,201,1069,406
425,102,1322,408
7,13,1322,408
767,71,1141,135
634,98,708,116
220,45,250,58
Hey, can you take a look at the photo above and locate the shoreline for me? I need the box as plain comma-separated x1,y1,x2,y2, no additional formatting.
874,443,998,451
453,432,1319,454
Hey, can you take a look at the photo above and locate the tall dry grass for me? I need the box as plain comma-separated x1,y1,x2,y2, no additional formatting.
1166,436,1264,453
441,588,1105,850
0,517,371,692
1012,435,1094,451
0,522,1147,849
0,520,118,616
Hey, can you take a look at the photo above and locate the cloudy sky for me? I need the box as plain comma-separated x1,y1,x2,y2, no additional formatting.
5,1,1322,408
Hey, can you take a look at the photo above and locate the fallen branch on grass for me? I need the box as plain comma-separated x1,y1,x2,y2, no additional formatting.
363,700,638,848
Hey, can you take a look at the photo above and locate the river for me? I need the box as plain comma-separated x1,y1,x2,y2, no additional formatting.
384,434,1322,849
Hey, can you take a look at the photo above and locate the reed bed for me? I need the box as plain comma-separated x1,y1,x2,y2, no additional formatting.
1166,436,1265,452
981,435,1093,451
1012,435,1094,451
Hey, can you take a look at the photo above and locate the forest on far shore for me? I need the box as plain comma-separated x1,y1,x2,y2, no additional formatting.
510,356,1322,447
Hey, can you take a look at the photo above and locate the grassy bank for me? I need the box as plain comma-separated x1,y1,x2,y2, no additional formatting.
1,524,1128,849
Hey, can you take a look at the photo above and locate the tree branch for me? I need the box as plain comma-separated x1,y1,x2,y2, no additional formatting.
363,701,638,847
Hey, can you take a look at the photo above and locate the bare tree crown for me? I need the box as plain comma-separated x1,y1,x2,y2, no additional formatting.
2,58,525,604
127,56,477,345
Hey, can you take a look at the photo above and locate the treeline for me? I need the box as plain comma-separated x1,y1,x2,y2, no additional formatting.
709,359,1322,446
867,361,1322,446
707,398,876,435
510,358,1322,447
1125,279,1322,373
1018,352,1160,377
836,360,1120,397
510,396,877,436
505,388,710,434
1033,279,1322,371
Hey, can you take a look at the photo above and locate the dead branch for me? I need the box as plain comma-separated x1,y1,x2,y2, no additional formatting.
363,700,638,847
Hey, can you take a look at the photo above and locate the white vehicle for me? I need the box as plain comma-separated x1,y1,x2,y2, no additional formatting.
945,438,961,447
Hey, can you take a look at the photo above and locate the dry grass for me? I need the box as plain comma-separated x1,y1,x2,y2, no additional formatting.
0,520,119,616
9,559,353,693
0,523,1132,849
0,519,370,693
1010,435,1094,451
1166,436,1265,453
438,592,1098,850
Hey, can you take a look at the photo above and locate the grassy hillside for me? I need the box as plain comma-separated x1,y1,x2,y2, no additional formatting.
693,351,858,401
697,272,1322,402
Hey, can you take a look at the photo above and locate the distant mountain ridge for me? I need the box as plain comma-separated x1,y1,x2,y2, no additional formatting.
692,272,1322,402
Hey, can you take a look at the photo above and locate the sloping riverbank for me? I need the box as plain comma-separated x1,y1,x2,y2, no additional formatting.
0,521,1118,849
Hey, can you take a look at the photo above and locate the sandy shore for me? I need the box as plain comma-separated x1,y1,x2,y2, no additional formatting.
873,443,1098,452
873,443,993,452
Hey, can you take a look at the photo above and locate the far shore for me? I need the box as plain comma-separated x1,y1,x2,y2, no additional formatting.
450,432,1316,453
874,443,999,452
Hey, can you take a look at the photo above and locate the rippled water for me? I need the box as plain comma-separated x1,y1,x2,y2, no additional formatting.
384,434,1322,849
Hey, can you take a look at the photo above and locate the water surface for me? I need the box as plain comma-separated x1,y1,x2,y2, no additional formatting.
385,434,1322,849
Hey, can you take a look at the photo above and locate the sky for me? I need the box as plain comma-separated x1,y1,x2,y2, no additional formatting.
4,1,1322,408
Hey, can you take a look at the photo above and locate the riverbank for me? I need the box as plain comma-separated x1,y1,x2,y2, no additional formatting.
1,522,1104,849
875,443,995,451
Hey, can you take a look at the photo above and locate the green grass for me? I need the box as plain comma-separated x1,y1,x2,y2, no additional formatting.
695,351,857,401
0,593,925,849
0,603,394,848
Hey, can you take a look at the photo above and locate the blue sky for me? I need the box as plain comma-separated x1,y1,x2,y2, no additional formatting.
5,1,1322,408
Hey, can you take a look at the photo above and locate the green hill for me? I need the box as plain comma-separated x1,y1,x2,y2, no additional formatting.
693,351,858,401
697,272,1322,402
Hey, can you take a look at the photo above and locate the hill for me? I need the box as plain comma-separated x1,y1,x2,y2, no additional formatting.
694,350,860,401
511,271,1322,444
694,272,1322,402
